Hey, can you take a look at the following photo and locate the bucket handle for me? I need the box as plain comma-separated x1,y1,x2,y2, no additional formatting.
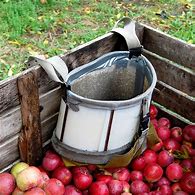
111,17,141,51
27,55,68,84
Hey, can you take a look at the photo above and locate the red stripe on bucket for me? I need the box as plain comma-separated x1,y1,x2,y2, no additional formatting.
104,110,114,151
60,106,69,142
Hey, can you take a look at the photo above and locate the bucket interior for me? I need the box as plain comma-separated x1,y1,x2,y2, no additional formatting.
68,55,153,101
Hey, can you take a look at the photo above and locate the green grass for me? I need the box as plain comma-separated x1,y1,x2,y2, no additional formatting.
0,0,194,80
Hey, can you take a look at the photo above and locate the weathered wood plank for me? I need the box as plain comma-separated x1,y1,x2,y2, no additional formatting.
17,71,43,165
154,102,195,127
153,81,195,122
144,50,195,97
0,112,58,171
142,24,195,70
0,66,59,115
61,33,121,70
0,87,61,143
0,135,19,170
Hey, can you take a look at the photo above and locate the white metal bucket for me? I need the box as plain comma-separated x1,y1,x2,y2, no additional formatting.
29,18,157,164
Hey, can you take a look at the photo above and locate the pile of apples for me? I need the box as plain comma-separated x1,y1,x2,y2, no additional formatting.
0,105,195,195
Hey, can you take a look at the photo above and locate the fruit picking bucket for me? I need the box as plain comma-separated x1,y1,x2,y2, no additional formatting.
29,18,157,164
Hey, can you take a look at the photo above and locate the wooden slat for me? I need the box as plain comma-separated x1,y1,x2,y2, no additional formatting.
17,71,42,165
0,135,19,170
153,81,195,122
0,66,59,115
0,87,61,143
142,24,195,70
144,50,195,97
153,102,195,128
0,113,58,171
61,33,121,70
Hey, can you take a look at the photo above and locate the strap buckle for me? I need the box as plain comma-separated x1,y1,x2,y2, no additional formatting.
129,46,143,59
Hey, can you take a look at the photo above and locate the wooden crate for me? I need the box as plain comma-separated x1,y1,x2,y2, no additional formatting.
0,23,194,172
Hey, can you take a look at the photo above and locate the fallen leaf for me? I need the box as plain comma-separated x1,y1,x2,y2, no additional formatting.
8,64,15,77
8,40,21,46
116,13,121,19
83,7,91,14
40,0,47,4
43,39,49,45
0,59,7,64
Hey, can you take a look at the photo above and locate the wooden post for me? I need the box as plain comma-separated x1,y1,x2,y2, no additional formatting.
17,71,43,165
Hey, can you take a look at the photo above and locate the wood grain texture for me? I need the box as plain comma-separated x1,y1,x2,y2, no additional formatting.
0,87,61,143
142,24,195,70
154,103,195,127
0,135,19,170
144,50,195,97
153,81,195,122
0,66,58,115
17,71,42,165
0,111,58,171
61,33,120,70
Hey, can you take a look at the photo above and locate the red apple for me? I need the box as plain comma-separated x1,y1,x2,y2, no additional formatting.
130,170,143,181
156,177,170,187
157,126,171,141
52,166,72,185
0,173,15,194
38,171,49,189
171,127,183,142
71,166,88,175
130,180,150,194
107,179,123,195
89,181,109,195
158,117,171,128
130,156,146,171
171,182,182,192
166,163,183,182
157,150,174,167
143,163,163,182
183,125,195,143
150,105,158,119
143,149,158,164
173,191,189,195
121,181,130,192
64,185,82,195
24,187,46,195
42,151,61,171
180,172,195,193
73,170,93,190
163,138,180,151
95,174,113,184
158,184,172,195
44,178,65,195
181,159,194,172
113,168,130,182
